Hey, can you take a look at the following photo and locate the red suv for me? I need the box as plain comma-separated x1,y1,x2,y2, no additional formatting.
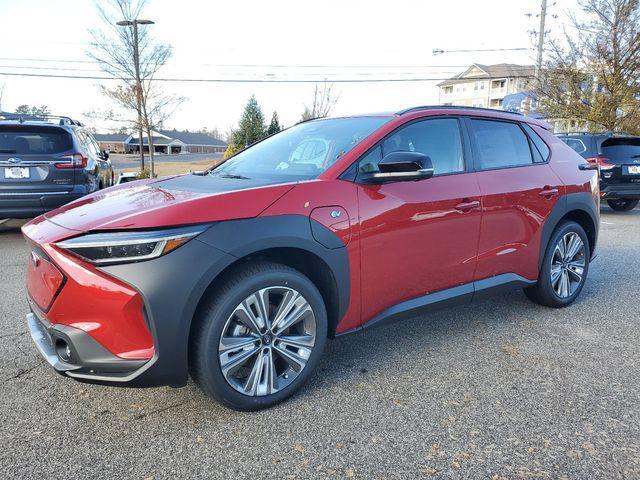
22,107,599,410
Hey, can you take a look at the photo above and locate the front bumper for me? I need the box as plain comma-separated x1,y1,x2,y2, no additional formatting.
27,309,149,382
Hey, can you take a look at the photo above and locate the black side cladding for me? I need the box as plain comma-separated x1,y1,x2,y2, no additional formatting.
100,214,349,388
538,191,599,270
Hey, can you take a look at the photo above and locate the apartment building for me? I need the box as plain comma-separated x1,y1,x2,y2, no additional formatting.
437,63,535,109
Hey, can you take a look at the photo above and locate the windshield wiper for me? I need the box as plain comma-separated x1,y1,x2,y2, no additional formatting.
211,172,250,180
0,149,16,154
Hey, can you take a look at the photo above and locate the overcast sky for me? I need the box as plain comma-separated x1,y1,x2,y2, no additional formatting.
0,0,576,134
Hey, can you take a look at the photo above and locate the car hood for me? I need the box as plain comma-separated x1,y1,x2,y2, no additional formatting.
42,174,295,232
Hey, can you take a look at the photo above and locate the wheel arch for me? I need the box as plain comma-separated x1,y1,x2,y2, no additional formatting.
190,246,343,341
539,192,599,272
194,215,351,339
561,209,597,257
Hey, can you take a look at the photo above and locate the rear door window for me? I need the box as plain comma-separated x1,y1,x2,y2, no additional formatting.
0,126,73,154
600,137,640,163
470,119,533,170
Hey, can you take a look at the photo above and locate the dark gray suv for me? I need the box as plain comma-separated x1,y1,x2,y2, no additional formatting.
558,132,640,211
0,114,113,219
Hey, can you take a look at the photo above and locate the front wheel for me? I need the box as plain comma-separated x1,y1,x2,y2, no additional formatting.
189,261,327,411
525,221,590,308
607,199,639,211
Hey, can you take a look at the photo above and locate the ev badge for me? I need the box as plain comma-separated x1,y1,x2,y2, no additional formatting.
330,210,341,219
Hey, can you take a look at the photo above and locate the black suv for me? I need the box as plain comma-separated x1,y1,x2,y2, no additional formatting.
558,132,640,211
0,114,114,219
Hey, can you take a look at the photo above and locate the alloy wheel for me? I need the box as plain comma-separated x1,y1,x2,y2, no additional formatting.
550,232,586,298
218,286,317,396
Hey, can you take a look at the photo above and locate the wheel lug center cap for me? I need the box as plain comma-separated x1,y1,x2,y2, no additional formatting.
262,333,272,345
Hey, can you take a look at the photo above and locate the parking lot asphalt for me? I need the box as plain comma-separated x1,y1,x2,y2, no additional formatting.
1,208,639,479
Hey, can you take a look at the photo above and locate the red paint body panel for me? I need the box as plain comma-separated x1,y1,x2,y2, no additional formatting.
26,251,64,312
356,173,482,320
262,180,362,333
44,181,294,231
474,164,564,281
22,224,154,360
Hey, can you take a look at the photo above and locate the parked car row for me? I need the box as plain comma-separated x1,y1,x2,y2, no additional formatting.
0,113,113,219
21,106,601,410
557,131,640,211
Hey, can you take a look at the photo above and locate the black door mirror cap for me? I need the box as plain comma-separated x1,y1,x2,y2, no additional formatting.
359,151,434,184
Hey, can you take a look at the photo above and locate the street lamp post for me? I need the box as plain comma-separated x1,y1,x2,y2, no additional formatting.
116,19,154,174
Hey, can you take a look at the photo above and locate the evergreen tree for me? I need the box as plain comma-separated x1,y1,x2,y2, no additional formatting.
266,111,282,135
15,104,50,116
233,95,266,147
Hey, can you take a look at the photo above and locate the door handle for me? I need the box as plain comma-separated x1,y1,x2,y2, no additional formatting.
539,187,559,197
455,200,480,211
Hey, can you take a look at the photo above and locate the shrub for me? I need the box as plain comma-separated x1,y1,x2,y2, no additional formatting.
223,144,243,159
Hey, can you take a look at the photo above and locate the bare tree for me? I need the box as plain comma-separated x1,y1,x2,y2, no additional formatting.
301,81,339,121
535,0,640,133
88,0,184,175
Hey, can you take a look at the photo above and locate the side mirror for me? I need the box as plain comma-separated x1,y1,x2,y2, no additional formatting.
360,151,434,184
101,149,110,160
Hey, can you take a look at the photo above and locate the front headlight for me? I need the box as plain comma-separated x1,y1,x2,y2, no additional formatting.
55,224,210,265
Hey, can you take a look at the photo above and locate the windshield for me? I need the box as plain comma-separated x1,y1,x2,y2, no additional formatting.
210,116,389,181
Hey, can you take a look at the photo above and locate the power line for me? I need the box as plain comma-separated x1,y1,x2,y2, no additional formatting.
0,57,97,64
0,71,453,83
0,64,102,73
0,56,470,69
0,64,462,77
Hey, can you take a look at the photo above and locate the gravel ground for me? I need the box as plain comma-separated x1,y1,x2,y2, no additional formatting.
0,208,639,479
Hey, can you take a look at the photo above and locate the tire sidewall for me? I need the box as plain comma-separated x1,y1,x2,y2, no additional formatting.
539,221,590,307
196,265,328,411
607,199,639,211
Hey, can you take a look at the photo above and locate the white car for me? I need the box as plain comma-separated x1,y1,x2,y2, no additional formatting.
116,172,139,185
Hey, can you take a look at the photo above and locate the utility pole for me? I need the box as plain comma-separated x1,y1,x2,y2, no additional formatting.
117,19,154,174
534,0,548,81
132,21,145,172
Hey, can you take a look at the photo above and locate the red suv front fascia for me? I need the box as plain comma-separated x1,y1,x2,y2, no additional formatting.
23,107,599,389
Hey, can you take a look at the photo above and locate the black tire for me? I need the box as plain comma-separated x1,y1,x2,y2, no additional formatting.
524,221,590,308
189,261,328,411
607,199,639,211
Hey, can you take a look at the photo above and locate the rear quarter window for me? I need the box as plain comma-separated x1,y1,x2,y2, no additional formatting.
559,137,588,155
0,126,73,154
522,124,550,162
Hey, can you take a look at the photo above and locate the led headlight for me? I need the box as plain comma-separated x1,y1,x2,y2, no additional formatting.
56,224,210,265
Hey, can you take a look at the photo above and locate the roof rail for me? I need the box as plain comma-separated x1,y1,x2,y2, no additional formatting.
555,131,635,137
0,112,83,127
397,105,523,116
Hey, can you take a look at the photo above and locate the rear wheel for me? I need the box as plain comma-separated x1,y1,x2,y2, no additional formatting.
525,221,590,308
189,261,327,411
607,199,638,211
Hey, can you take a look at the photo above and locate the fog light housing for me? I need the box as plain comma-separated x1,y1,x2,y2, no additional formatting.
55,340,73,362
